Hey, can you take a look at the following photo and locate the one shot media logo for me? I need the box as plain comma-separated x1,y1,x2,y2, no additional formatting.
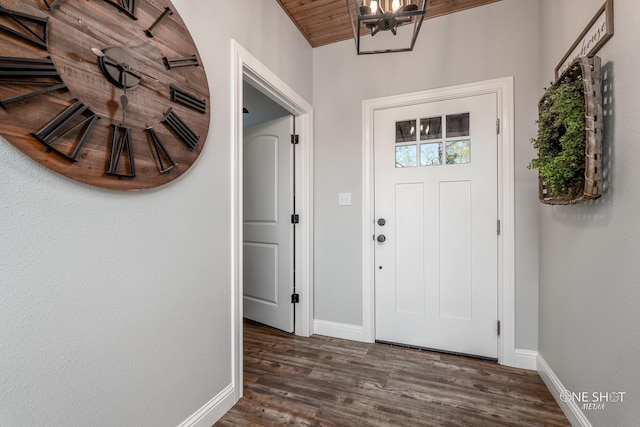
559,390,626,410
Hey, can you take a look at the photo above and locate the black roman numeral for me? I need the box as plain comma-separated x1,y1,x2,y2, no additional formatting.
0,6,50,50
146,127,176,173
44,0,65,10
107,125,136,177
0,57,67,106
145,7,173,38
163,55,199,70
162,108,199,150
32,100,100,161
169,84,206,114
99,0,137,20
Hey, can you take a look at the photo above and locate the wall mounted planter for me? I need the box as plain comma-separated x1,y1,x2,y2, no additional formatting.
533,56,603,205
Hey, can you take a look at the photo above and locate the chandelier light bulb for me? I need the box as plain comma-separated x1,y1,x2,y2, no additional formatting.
370,0,378,13
392,0,401,11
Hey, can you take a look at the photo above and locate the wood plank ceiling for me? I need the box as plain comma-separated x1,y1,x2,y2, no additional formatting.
277,0,502,48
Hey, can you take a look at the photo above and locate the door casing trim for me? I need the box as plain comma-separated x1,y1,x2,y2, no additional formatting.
361,77,516,366
231,40,314,402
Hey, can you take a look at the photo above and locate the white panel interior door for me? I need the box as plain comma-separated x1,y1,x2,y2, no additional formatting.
243,116,294,333
374,93,498,358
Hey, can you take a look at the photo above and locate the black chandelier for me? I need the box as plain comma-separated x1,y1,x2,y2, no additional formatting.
347,0,427,55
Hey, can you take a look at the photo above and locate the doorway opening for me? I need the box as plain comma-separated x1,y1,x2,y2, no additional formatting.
242,83,295,333
231,40,314,401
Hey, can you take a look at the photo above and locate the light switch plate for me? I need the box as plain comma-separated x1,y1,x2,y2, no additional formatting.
338,192,352,206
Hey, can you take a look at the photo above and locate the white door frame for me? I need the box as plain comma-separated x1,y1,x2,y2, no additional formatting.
231,40,314,401
361,77,517,366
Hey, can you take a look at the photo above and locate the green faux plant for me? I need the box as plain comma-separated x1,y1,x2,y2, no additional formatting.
529,78,586,196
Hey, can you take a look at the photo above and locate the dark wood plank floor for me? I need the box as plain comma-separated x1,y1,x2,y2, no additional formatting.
216,321,569,426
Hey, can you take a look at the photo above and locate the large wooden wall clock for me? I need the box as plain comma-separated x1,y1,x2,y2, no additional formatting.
0,0,210,190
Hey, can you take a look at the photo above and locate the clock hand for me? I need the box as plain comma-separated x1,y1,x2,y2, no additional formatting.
90,47,159,83
120,71,128,127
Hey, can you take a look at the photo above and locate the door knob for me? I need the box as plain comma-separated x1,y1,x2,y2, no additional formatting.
377,218,386,226
377,234,386,243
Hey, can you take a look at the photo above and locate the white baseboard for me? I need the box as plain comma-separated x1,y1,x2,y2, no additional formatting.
514,348,538,370
313,319,367,342
537,353,592,427
177,383,236,427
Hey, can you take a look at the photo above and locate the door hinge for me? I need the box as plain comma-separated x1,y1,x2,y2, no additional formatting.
291,214,300,224
497,219,501,235
291,134,299,144
497,320,501,336
291,293,300,304
496,118,501,134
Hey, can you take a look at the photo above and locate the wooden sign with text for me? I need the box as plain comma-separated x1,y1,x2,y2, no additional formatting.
555,0,614,79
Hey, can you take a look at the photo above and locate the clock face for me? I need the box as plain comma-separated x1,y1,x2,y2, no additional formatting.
0,0,210,190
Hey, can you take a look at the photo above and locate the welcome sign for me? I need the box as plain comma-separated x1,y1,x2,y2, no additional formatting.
555,0,614,79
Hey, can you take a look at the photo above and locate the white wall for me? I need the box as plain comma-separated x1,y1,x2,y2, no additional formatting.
538,0,640,424
313,0,541,350
0,1,312,426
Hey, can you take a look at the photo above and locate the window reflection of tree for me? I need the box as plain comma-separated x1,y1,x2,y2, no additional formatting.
446,140,471,164
395,145,417,168
420,143,442,166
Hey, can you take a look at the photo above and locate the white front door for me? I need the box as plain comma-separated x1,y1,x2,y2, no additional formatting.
374,93,498,358
243,116,294,333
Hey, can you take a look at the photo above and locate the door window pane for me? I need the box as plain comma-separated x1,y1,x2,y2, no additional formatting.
420,117,442,140
420,143,442,166
396,145,417,168
446,140,471,164
396,120,417,143
446,113,470,137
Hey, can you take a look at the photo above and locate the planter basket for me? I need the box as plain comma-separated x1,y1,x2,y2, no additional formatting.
538,56,603,205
